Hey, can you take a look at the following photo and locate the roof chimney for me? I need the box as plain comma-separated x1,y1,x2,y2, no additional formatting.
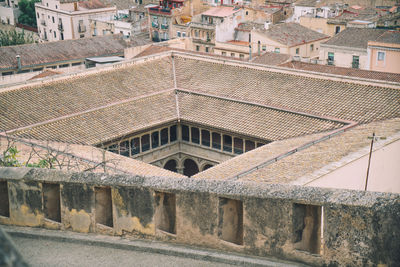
16,55,21,72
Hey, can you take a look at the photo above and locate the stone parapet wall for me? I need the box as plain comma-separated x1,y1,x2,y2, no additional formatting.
0,167,399,266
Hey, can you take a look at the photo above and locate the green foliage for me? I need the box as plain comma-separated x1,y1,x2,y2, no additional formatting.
0,29,34,47
26,158,55,168
18,0,40,27
0,145,21,167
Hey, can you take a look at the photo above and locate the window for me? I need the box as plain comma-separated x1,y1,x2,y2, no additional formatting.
71,62,82,66
177,31,181,37
205,47,209,53
108,144,119,154
37,12,39,18
212,132,221,149
2,71,13,76
223,135,232,152
59,63,69,68
151,131,159,149
246,11,248,15
377,51,385,61
80,34,84,38
52,16,55,23
120,140,130,156
274,47,280,53
222,51,226,56
195,30,199,37
327,52,334,65
239,54,244,59
352,55,359,69
257,142,265,148
295,48,299,55
245,140,255,152
196,45,200,52
182,32,186,37
231,53,235,57
170,125,177,142
335,26,340,34
182,125,189,141
161,128,168,145
141,134,150,152
201,130,210,147
33,67,44,72
191,127,200,144
131,137,140,155
234,138,243,154
310,44,314,51
262,45,266,51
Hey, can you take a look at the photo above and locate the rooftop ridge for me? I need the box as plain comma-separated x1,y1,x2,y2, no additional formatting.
4,88,176,135
228,122,358,180
171,51,400,89
176,88,353,126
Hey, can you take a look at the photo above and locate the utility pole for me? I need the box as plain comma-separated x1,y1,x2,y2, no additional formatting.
365,133,386,191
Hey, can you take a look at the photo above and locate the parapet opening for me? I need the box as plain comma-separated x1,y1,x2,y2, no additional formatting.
154,191,176,234
218,198,243,245
42,183,61,222
95,187,113,228
293,203,322,254
0,180,10,217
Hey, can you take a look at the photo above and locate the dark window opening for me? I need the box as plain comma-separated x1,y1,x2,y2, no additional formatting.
218,198,243,245
212,132,221,149
202,164,213,171
71,62,82,66
182,125,189,141
201,130,210,147
120,140,130,156
154,192,176,234
95,187,113,227
152,131,159,149
141,134,150,152
33,67,44,72
131,137,140,155
0,181,10,217
223,135,232,153
234,138,243,154
170,125,177,142
107,144,119,154
164,159,177,173
245,140,255,152
42,183,61,222
293,204,321,254
257,142,265,148
59,64,69,68
183,159,199,177
161,128,168,145
191,127,200,144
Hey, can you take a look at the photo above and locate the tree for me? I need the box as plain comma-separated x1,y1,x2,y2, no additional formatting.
0,29,35,46
18,0,40,27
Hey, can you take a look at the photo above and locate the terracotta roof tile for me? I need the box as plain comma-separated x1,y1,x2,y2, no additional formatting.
322,28,388,49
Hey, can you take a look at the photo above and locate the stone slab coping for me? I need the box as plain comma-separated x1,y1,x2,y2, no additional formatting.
2,225,307,267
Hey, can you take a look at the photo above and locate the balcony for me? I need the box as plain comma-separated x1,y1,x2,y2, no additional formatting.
78,25,86,33
352,62,359,69
149,7,171,15
58,24,63,31
327,59,334,66
152,21,159,28
161,23,168,29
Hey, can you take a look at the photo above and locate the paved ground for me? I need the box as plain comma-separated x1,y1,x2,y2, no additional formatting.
12,236,233,267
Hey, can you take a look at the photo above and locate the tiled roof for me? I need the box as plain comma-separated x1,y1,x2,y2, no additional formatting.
201,6,241,18
279,61,400,83
174,55,400,123
0,56,174,132
251,52,291,66
237,118,400,183
322,28,388,49
256,23,329,47
373,30,400,45
0,35,147,70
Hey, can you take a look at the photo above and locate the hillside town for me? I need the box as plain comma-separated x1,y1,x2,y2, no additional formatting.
0,0,399,266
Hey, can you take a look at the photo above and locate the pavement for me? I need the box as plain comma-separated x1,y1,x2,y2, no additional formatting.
2,225,307,267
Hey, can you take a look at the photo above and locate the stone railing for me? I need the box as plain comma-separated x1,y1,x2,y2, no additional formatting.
0,167,399,266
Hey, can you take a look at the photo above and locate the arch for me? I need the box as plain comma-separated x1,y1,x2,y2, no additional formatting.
164,159,177,173
202,164,213,171
183,159,199,177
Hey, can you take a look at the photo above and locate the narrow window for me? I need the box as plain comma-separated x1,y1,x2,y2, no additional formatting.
201,130,210,147
218,198,243,245
222,51,227,56
191,127,200,144
212,132,221,149
131,137,140,155
0,181,10,217
71,62,82,66
245,140,255,152
335,26,340,34
95,187,113,227
352,55,359,69
141,134,150,152
377,51,385,61
161,128,168,145
42,183,61,222
120,140,130,156
154,192,176,234
327,52,334,65
274,47,280,53
107,144,119,154
310,44,314,51
239,54,244,59
223,135,232,153
170,125,177,142
231,53,235,57
234,138,243,154
293,204,322,254
196,45,200,51
182,125,189,141
151,131,159,149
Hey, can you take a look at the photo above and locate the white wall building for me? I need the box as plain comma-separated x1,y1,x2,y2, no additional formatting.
35,0,116,42
0,0,20,25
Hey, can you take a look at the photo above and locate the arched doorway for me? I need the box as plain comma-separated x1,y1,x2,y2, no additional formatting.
183,159,199,177
164,159,177,173
202,164,213,171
